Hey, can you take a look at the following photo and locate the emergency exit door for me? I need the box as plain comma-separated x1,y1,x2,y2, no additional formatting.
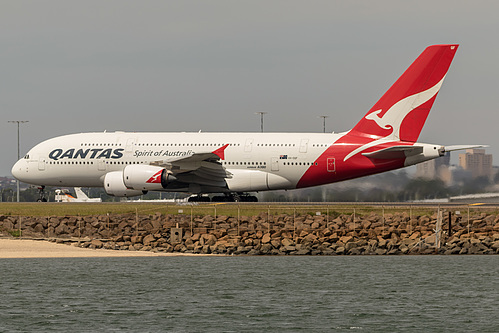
327,158,335,172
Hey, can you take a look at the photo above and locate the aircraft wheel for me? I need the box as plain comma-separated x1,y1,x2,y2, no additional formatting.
212,196,224,202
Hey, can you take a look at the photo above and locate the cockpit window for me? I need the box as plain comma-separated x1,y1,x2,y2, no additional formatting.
24,155,29,159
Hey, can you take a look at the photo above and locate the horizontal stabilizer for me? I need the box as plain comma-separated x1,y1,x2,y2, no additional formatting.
362,145,424,159
443,145,488,152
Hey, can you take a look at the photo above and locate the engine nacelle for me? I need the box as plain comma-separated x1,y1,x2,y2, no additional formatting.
123,165,176,191
226,169,293,192
104,171,146,197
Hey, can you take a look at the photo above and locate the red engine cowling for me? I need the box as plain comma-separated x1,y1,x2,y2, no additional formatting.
104,171,146,197
123,165,176,191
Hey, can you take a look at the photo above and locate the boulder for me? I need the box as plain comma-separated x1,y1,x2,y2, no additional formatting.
360,220,371,229
322,228,332,237
490,240,499,250
296,248,311,255
377,238,387,248
33,223,45,234
281,238,294,247
3,221,14,230
260,244,273,254
143,234,156,246
302,233,318,244
90,239,103,249
262,233,271,244
130,235,143,244
55,224,68,235
335,246,345,255
339,235,353,244
271,239,281,249
345,242,358,251
348,247,362,255
150,220,162,232
49,217,60,227
387,248,400,255
201,234,217,246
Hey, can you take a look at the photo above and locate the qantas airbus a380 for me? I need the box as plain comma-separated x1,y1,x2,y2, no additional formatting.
12,45,484,202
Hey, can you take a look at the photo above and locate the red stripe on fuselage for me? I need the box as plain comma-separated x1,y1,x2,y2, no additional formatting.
296,136,410,188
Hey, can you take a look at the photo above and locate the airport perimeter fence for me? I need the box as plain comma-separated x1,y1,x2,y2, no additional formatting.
2,203,499,243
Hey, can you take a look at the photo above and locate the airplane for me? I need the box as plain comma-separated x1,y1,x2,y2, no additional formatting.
11,44,485,202
54,187,102,202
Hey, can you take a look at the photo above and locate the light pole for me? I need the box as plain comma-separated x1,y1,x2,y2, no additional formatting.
255,112,267,133
318,115,329,133
8,120,29,202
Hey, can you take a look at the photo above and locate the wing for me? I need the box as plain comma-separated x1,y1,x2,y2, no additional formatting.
150,144,232,188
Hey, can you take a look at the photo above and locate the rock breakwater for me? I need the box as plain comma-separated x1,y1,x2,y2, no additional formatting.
1,211,499,255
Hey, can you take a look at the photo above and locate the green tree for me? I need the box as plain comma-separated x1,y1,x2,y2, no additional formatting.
403,178,449,201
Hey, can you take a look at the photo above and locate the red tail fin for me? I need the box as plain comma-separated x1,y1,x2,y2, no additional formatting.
350,44,458,142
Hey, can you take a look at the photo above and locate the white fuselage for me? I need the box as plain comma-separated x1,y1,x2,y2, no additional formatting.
13,131,362,193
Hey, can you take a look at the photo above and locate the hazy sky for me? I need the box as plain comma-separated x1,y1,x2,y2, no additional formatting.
1,0,498,176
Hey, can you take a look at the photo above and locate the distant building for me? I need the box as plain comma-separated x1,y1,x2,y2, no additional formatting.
415,152,452,183
416,159,437,179
458,149,492,179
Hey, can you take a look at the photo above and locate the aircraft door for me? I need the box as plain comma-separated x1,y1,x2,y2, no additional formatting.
299,139,309,153
244,138,253,152
327,157,336,172
271,157,279,171
125,138,136,153
38,158,45,171
98,160,106,171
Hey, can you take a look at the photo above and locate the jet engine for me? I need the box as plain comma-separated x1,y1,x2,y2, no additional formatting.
104,171,146,197
123,165,176,191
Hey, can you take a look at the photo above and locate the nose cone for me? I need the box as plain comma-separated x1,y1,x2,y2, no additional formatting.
11,159,26,181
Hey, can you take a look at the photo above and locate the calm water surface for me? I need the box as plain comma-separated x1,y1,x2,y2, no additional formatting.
1,256,498,332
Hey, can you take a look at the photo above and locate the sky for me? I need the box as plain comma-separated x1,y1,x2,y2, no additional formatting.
1,0,498,176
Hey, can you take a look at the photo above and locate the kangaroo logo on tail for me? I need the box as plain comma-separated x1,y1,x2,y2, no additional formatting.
344,76,445,161
342,44,458,162
365,76,445,139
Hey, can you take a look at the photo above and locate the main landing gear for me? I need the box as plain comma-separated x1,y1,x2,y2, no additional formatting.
36,186,47,202
187,195,211,203
188,193,258,203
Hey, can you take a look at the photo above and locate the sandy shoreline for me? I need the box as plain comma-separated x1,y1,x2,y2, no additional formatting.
0,238,197,258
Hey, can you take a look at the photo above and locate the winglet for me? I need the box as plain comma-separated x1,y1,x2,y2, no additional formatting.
212,144,229,160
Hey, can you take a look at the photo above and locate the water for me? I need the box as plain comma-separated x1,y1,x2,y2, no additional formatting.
1,256,498,332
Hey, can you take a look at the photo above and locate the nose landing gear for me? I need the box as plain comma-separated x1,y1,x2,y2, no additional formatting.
36,186,47,202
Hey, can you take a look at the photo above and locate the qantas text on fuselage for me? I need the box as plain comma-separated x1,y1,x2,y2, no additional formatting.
11,45,485,202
